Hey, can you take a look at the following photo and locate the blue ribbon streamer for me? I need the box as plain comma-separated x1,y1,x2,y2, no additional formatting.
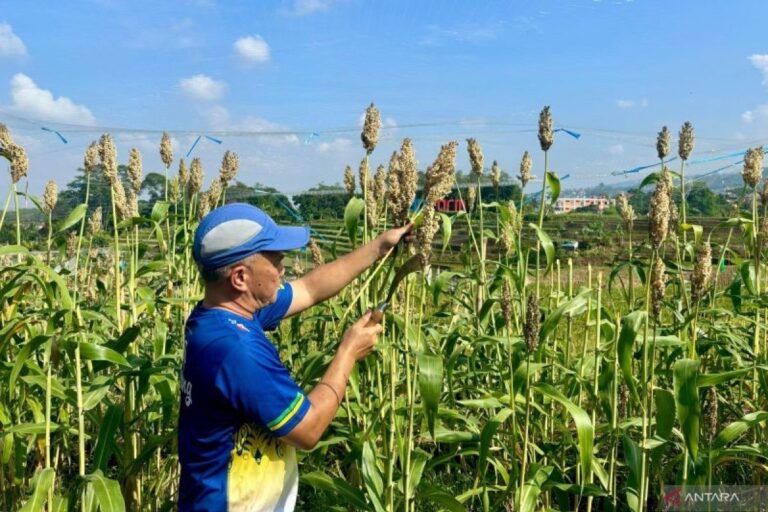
40,127,67,144
204,135,223,144
554,128,581,139
186,136,202,157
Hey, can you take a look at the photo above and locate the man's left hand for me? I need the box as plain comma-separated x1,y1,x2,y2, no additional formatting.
376,222,415,258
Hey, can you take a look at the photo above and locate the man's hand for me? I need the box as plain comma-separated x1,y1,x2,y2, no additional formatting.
376,222,415,258
339,311,384,361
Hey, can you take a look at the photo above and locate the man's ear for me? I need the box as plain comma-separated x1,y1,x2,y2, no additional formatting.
229,264,249,292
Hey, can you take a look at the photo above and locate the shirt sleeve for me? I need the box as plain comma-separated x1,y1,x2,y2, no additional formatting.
214,340,309,437
255,282,293,331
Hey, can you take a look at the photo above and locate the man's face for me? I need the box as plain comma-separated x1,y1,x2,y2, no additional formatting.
240,251,285,305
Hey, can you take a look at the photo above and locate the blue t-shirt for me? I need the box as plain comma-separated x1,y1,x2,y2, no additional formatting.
178,283,310,511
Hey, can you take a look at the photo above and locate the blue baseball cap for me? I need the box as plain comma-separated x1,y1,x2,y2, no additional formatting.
193,203,310,272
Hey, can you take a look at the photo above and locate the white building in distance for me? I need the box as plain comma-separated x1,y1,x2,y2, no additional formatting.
554,196,613,214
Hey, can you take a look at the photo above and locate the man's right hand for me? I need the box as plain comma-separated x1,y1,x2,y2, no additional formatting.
340,311,383,361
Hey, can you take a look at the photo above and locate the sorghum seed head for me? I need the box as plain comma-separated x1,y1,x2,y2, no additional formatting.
197,192,211,219
292,256,304,276
208,176,223,207
365,177,377,228
361,103,381,154
99,133,118,184
501,281,512,328
649,170,671,249
308,238,324,266
188,157,204,196
112,181,129,221
343,165,356,195
678,121,695,161
397,138,419,225
88,207,102,236
126,190,140,218
524,293,540,353
66,231,77,259
423,141,458,206
703,386,718,443
742,146,764,189
374,163,386,203
617,193,636,231
7,143,28,183
160,132,173,168
219,150,239,186
169,176,181,203
507,200,521,234
43,180,58,214
538,106,554,152
657,126,671,161
84,141,99,174
518,151,532,189
691,242,712,303
178,158,189,186
498,228,512,256
491,160,501,189
127,148,143,194
416,205,440,267
359,157,370,194
467,186,476,213
651,254,666,320
466,138,484,177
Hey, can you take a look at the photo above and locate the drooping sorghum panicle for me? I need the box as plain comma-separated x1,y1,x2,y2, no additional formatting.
84,141,99,174
423,141,458,206
742,146,764,189
691,242,712,303
538,106,554,152
466,138,484,178
650,254,666,320
178,158,189,187
617,193,636,231
518,151,532,189
491,160,501,189
128,148,143,194
524,293,540,353
160,132,173,168
678,121,695,161
219,150,239,186
649,170,671,249
657,126,671,161
397,138,419,224
308,238,324,266
99,133,118,184
343,165,355,196
374,164,386,204
501,280,512,328
703,386,718,443
43,179,58,214
416,205,440,267
0,124,28,183
188,158,204,196
467,186,476,213
361,103,381,154
88,207,102,236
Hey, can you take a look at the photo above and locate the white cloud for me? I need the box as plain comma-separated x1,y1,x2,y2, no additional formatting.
234,35,270,63
179,74,225,101
748,54,768,87
291,0,337,15
616,98,648,109
742,110,754,124
317,137,352,153
609,144,624,156
9,73,95,124
0,22,26,58
200,105,299,146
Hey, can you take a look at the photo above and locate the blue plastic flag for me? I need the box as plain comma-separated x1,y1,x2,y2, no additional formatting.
41,127,67,144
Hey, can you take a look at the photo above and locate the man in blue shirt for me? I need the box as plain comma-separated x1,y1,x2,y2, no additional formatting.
179,203,412,511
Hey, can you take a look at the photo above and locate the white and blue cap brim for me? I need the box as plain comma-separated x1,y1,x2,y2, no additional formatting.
193,203,310,272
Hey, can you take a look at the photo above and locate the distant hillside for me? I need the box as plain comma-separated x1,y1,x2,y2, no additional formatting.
563,169,756,197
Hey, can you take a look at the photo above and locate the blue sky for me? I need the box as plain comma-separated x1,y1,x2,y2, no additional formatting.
2,0,768,201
